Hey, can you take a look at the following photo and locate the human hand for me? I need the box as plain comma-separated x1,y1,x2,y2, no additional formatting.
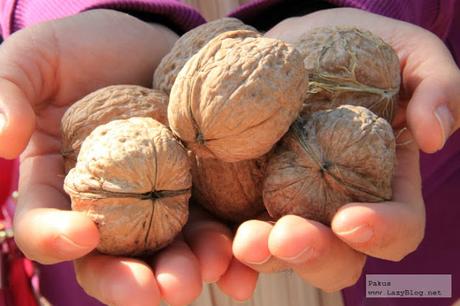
266,7,460,153
0,10,257,305
232,7,460,292
234,130,421,291
75,207,258,305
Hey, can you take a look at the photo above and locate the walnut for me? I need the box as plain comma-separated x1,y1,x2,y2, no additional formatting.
263,105,395,225
64,117,191,256
191,154,267,223
169,30,308,162
296,27,400,122
153,17,257,95
61,85,168,173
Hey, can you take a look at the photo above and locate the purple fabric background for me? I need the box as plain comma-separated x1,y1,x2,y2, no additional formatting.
0,1,459,305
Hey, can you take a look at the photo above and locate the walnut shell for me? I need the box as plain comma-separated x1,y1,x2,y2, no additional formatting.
169,30,308,162
64,117,191,256
263,105,395,224
153,18,256,95
61,85,168,173
296,27,400,122
191,154,267,223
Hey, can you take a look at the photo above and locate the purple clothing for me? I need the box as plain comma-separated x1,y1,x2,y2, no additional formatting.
1,1,459,306
0,0,205,35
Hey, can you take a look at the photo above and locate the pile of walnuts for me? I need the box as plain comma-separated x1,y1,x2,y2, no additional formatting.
62,18,399,256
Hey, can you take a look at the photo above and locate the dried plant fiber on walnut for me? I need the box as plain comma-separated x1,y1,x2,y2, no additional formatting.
191,154,267,223
153,17,256,95
169,30,308,162
263,105,395,225
296,27,400,122
64,117,191,256
61,85,168,173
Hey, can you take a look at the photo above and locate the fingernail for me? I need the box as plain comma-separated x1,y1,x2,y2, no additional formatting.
245,254,271,265
335,225,374,244
434,105,454,148
278,246,316,264
0,112,6,133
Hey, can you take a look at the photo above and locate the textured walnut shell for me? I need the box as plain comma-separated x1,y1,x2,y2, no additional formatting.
153,18,256,95
64,118,191,256
263,105,395,224
191,154,267,223
296,27,400,122
169,30,308,162
61,85,168,173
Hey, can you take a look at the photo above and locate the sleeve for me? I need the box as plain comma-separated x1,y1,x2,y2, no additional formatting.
0,0,206,38
229,0,456,40
328,0,457,40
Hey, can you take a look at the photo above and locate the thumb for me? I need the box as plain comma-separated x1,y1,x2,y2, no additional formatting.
0,79,35,159
406,70,460,153
0,26,56,159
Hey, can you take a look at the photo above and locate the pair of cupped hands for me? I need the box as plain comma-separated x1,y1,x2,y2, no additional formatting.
0,7,459,306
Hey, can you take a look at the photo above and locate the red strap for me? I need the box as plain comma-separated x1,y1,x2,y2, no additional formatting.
0,184,40,306
8,257,39,306
0,159,18,217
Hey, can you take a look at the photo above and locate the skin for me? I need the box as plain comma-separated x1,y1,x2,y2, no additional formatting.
0,6,459,306
0,10,253,306
233,8,460,292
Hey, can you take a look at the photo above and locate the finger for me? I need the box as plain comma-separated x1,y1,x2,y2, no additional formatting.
0,9,178,159
14,208,99,264
269,215,366,292
393,25,460,152
332,201,424,261
0,22,63,159
74,253,160,306
332,132,425,260
152,240,202,306
405,71,460,152
14,154,99,264
233,220,288,273
265,8,460,153
217,257,259,302
183,208,233,283
0,40,40,158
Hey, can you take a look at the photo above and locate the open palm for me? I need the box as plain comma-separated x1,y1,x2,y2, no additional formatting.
0,10,256,306
266,8,460,152
232,7,460,292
